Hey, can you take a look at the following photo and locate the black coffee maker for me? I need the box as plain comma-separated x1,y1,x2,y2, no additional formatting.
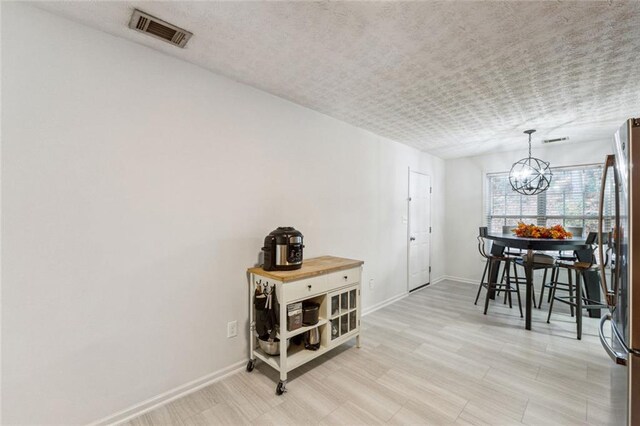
262,227,304,271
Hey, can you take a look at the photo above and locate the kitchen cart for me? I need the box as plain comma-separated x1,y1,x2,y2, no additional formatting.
246,256,363,395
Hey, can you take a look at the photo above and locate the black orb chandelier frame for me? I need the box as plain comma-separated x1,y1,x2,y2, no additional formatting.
508,129,552,196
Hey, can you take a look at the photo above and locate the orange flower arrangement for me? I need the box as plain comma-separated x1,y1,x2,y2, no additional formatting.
512,222,573,239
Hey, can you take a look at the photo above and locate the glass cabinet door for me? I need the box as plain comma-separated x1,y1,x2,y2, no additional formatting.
340,314,348,335
331,319,339,340
328,285,359,343
340,293,348,313
331,295,339,317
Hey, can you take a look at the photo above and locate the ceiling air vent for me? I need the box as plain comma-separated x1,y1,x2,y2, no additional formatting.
128,9,192,48
543,137,569,144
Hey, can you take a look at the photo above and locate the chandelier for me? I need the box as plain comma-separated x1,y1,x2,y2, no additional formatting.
508,129,552,195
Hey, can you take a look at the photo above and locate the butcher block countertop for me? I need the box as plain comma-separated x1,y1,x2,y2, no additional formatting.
247,255,364,282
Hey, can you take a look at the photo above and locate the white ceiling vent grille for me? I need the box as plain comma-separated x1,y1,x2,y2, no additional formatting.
128,9,192,48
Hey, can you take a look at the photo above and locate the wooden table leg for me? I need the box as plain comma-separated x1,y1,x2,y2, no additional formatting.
525,249,533,330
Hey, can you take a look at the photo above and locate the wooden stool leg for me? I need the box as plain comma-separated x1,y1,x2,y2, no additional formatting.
538,267,549,308
534,269,548,309
475,261,489,305
576,270,582,340
497,262,507,297
547,267,557,303
503,263,509,305
514,277,523,318
568,269,575,317
506,262,513,308
512,261,520,287
531,270,540,309
547,276,558,323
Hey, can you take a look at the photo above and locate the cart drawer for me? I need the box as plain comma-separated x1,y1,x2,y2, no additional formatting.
283,275,328,301
325,267,360,290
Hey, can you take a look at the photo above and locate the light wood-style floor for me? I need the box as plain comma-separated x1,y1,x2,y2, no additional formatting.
124,280,621,425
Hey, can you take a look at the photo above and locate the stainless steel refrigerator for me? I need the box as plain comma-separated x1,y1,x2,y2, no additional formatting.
598,118,640,426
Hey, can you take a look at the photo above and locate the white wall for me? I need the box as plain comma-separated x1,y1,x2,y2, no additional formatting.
444,139,612,283
1,4,445,424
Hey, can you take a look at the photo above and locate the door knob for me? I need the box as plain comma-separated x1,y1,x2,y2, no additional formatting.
410,237,416,241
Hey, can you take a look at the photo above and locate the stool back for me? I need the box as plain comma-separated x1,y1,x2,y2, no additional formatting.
572,232,599,265
477,227,506,259
478,227,489,258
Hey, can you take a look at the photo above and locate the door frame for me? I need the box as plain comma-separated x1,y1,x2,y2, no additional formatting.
407,167,432,292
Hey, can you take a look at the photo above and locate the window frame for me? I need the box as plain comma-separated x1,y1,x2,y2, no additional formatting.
484,162,613,234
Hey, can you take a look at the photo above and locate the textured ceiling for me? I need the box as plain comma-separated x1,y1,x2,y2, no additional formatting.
33,1,640,159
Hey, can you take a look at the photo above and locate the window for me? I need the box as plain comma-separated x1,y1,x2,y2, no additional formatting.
485,164,615,235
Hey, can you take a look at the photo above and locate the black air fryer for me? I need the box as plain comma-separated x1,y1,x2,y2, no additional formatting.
262,227,304,271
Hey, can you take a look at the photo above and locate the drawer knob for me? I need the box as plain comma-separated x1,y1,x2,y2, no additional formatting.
343,276,348,280
308,285,312,290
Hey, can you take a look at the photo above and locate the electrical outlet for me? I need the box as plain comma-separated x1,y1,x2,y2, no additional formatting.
369,279,375,289
227,320,238,338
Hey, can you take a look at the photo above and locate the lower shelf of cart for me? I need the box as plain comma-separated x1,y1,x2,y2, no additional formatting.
253,330,359,373
252,343,327,373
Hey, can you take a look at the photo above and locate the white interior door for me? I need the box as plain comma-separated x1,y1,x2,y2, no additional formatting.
408,171,431,291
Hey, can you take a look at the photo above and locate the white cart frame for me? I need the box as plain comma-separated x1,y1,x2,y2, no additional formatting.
246,257,363,395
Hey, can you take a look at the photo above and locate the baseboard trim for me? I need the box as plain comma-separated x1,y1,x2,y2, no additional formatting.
430,276,447,285
91,360,246,426
362,291,409,316
439,275,478,285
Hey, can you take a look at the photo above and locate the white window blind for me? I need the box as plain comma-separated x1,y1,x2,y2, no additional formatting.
485,164,615,234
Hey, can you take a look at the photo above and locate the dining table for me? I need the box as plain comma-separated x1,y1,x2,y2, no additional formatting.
485,232,601,330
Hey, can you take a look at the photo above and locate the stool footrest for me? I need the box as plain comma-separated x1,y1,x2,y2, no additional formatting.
552,295,608,310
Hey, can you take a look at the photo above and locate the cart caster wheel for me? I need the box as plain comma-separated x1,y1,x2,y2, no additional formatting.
246,360,255,372
276,381,286,395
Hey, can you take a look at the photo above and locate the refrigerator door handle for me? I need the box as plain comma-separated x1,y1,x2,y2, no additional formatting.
598,155,616,306
599,313,628,365
612,150,622,303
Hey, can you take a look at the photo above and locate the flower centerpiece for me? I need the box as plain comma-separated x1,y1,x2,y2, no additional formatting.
512,222,573,239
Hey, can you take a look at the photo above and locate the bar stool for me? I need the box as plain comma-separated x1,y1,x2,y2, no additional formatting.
546,232,608,339
474,227,523,317
538,229,591,312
